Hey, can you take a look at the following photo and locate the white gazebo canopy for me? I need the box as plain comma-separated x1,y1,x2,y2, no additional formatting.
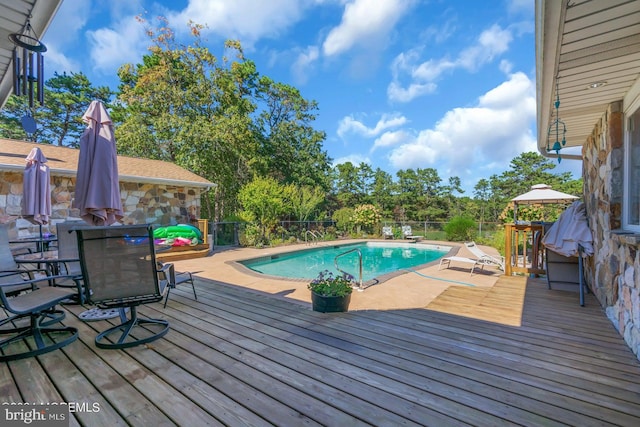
512,184,579,205
511,184,579,222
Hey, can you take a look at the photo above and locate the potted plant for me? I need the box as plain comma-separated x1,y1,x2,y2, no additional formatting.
308,270,354,312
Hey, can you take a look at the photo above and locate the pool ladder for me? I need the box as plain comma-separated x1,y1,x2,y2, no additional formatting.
334,248,363,291
305,230,322,245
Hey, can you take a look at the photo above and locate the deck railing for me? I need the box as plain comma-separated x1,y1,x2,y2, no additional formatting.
504,223,546,276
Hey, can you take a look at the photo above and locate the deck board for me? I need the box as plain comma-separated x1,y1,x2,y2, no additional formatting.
2,275,640,426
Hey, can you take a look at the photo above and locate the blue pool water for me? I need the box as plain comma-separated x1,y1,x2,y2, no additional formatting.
240,242,450,282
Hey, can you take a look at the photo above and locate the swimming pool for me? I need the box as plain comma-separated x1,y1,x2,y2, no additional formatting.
239,242,451,282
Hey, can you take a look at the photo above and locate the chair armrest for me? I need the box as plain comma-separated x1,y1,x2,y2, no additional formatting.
156,262,173,294
2,267,50,279
0,272,75,289
174,271,193,285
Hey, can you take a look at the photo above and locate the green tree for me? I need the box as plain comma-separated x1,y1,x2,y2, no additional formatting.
238,177,288,240
443,176,464,218
356,162,374,203
41,72,112,146
474,178,491,234
396,168,445,221
490,152,582,223
370,168,396,218
496,152,569,200
289,185,325,221
0,72,111,146
334,162,360,207
0,96,34,140
113,19,332,222
254,78,331,189
114,20,260,221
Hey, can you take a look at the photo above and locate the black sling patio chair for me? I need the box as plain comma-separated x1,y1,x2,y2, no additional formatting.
75,224,170,349
0,224,68,329
157,262,198,308
0,271,79,362
44,220,87,303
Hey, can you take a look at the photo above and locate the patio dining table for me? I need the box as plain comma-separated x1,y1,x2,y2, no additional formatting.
13,249,79,276
10,234,58,253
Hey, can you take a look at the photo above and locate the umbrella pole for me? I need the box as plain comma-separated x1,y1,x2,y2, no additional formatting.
39,223,44,257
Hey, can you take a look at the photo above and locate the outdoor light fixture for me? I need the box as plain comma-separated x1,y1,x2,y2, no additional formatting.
9,19,46,109
546,78,566,163
588,81,607,89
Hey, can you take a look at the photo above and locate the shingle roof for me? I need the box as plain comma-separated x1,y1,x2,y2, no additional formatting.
0,138,213,188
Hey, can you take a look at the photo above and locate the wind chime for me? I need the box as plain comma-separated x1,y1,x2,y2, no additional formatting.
9,19,47,134
546,77,566,163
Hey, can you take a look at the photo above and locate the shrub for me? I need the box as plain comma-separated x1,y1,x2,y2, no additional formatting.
351,204,382,234
333,207,355,234
444,216,477,241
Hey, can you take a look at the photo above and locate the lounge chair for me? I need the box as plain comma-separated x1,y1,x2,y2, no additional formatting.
464,241,505,270
75,224,170,349
401,225,422,242
382,226,394,239
438,256,484,276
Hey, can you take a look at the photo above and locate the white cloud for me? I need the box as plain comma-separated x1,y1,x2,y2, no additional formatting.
457,25,512,70
337,113,408,138
386,80,437,103
388,24,514,103
40,0,91,75
87,17,147,74
42,48,81,75
499,59,513,74
372,130,412,152
322,0,413,57
291,46,320,85
388,72,536,183
168,0,307,43
42,0,91,46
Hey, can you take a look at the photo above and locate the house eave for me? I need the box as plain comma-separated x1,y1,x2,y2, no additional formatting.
1,165,215,189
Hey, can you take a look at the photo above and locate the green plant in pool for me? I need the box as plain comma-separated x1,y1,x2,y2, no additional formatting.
308,270,354,297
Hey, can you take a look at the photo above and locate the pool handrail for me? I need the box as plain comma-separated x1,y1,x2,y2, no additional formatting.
305,230,321,245
334,248,363,291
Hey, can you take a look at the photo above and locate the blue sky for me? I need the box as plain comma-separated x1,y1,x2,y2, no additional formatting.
41,0,581,194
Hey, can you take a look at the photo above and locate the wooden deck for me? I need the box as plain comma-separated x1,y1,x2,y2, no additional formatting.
3,275,640,426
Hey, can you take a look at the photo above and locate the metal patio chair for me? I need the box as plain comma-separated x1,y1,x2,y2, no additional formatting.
75,224,170,349
47,220,86,302
157,262,197,308
0,271,79,361
0,223,68,329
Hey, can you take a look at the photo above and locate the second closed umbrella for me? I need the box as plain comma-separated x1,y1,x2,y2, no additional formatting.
73,100,123,226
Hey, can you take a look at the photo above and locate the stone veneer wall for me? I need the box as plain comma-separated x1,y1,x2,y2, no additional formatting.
0,171,202,238
583,101,640,359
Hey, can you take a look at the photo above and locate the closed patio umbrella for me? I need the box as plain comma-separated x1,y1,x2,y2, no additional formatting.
542,201,593,258
22,146,51,252
73,100,123,226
